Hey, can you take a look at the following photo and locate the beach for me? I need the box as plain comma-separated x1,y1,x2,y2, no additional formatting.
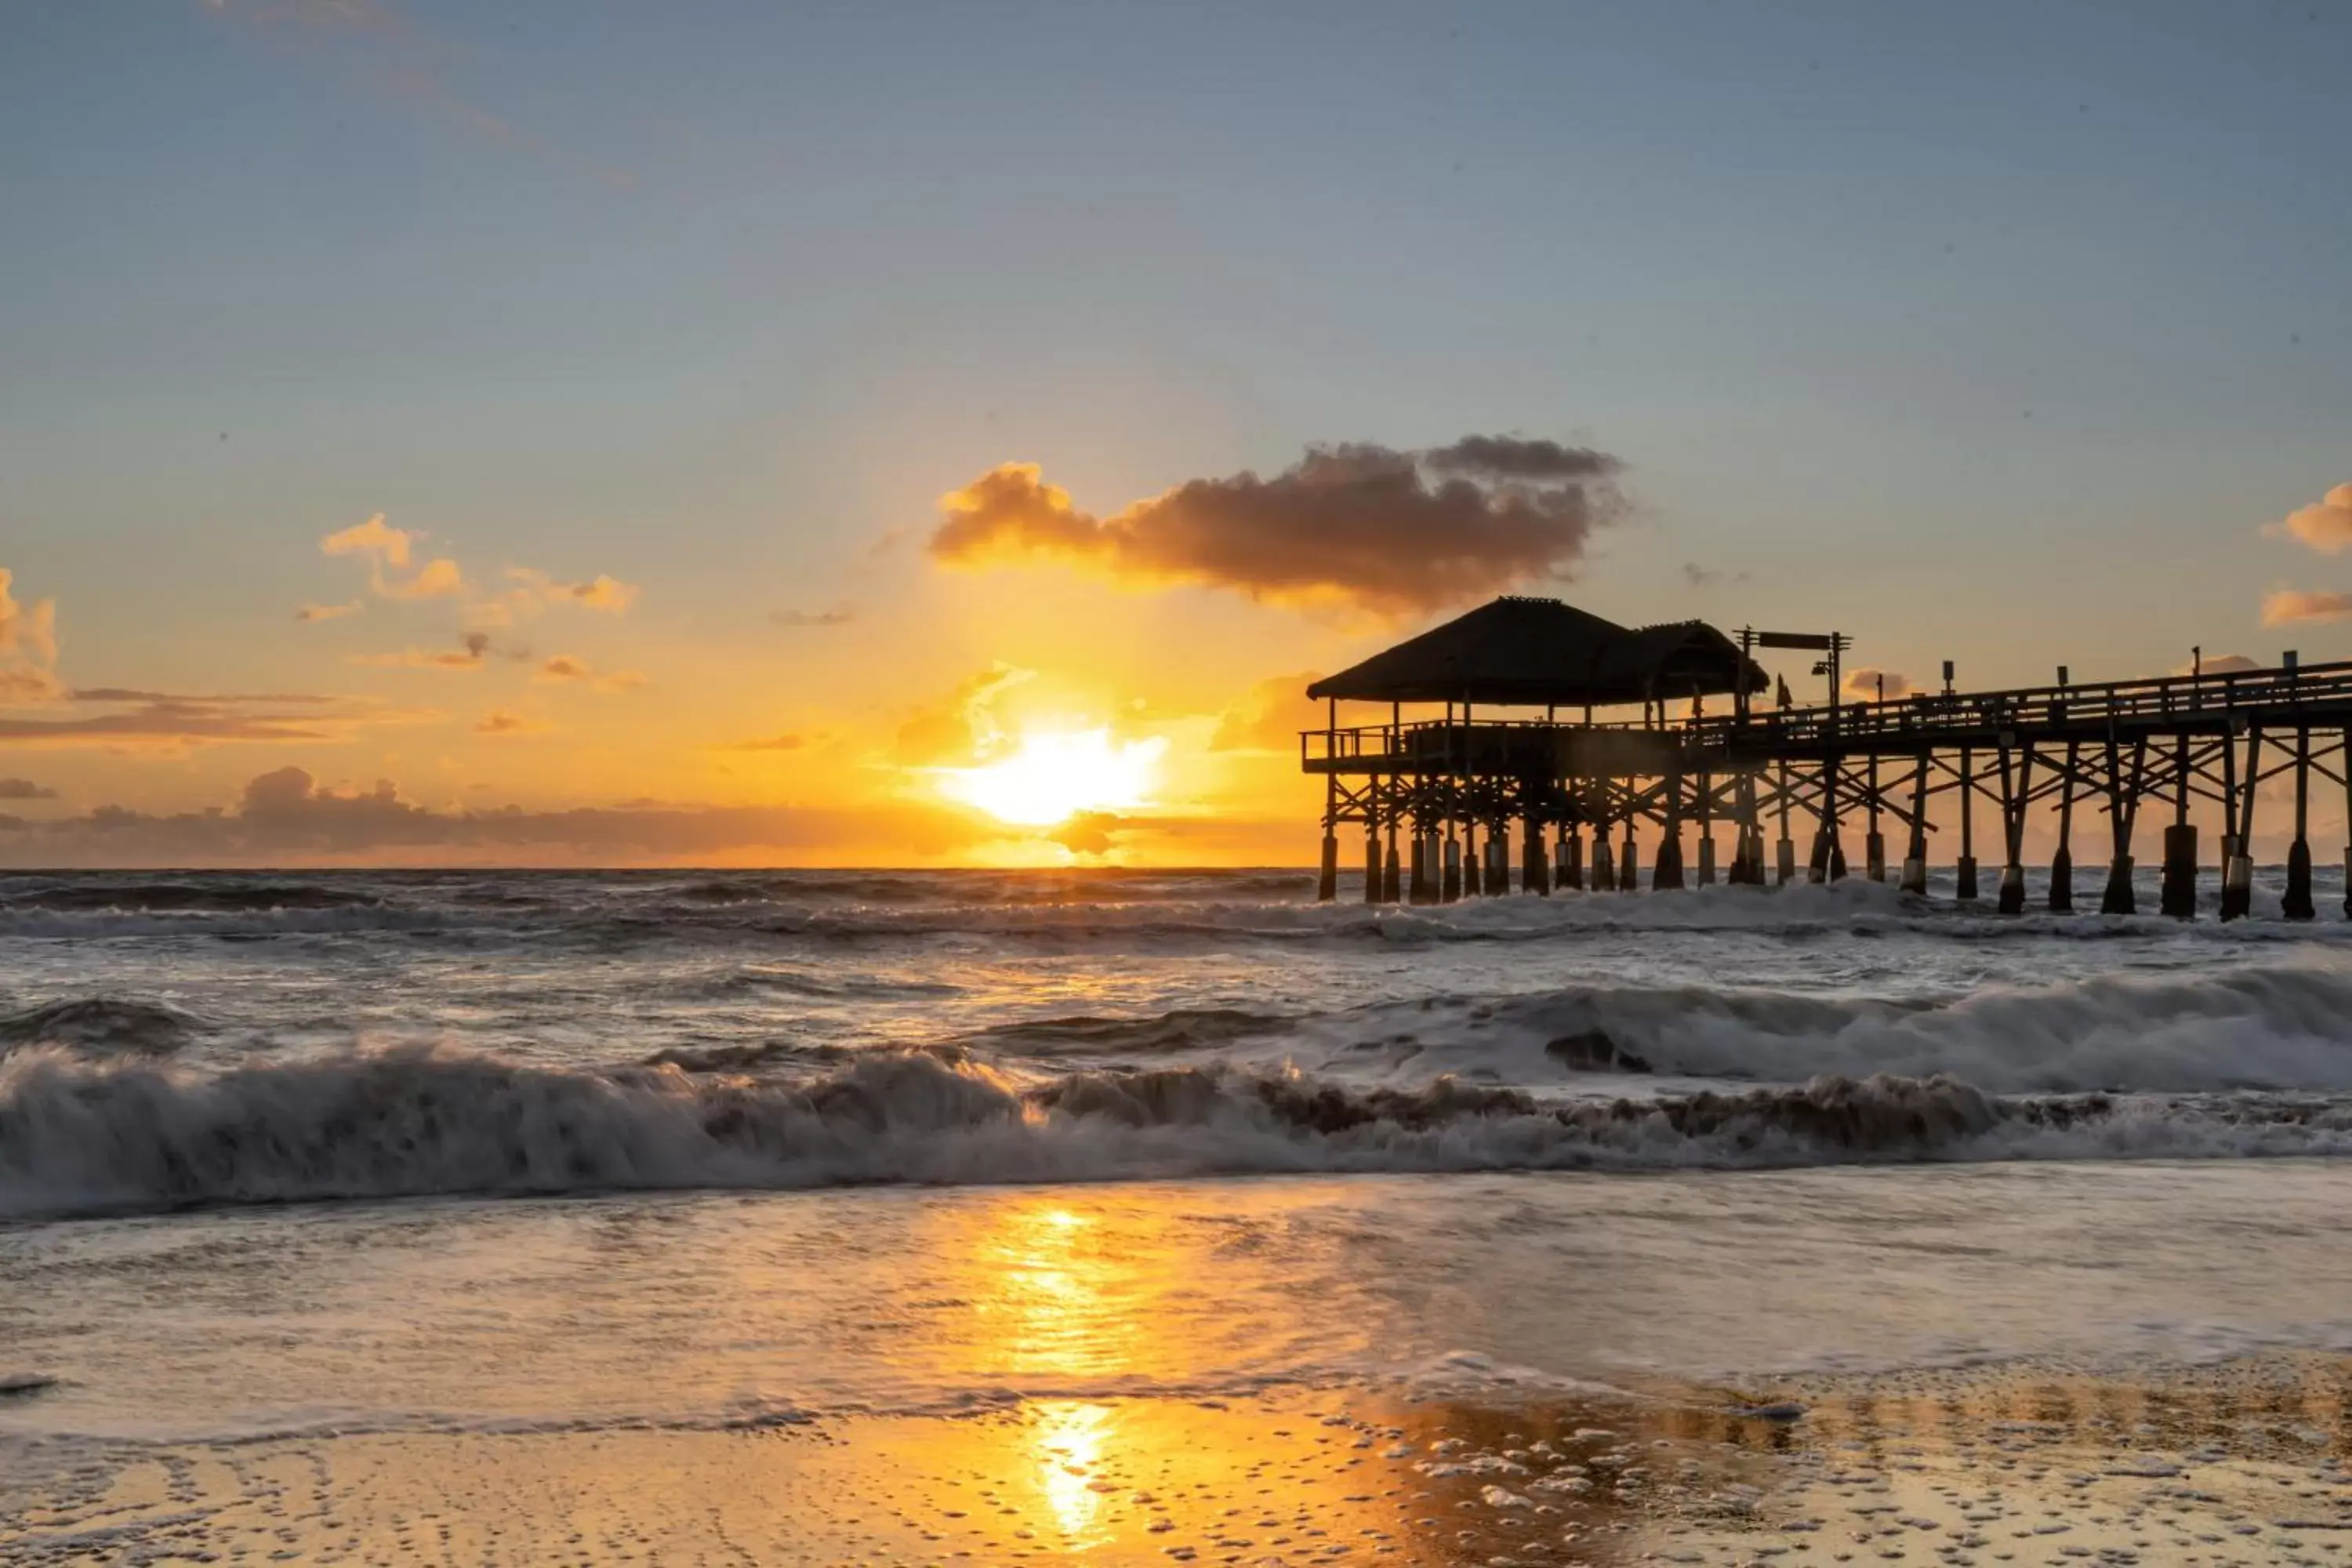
5,869,2352,1563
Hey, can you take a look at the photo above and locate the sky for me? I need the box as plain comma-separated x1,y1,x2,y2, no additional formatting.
1,0,2348,866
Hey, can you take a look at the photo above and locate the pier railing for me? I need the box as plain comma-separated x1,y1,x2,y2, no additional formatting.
1304,659,2352,772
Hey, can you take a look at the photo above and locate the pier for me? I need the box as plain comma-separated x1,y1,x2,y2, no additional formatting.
1302,596,2352,919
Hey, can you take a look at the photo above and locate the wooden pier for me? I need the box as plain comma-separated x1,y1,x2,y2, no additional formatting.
1301,597,2352,919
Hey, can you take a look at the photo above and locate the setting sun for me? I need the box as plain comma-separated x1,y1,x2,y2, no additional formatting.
938,727,1169,826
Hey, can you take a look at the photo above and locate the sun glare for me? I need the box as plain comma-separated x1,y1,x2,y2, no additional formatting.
940,727,1168,827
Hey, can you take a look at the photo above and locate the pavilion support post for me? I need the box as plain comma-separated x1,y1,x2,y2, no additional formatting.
1698,784,1720,883
1996,739,2029,916
2100,735,2143,916
1956,746,1980,902
1619,822,1640,891
1486,822,1510,896
1382,821,1402,906
1591,814,1616,892
2343,729,2352,919
2286,724,2316,920
1522,802,1550,896
1363,779,1383,906
1654,771,1686,891
1407,829,1431,906
1559,826,1582,891
1775,761,1795,886
1864,752,1886,881
1900,753,1930,896
2233,729,2261,919
2050,739,2077,913
2160,733,2196,920
2219,727,2248,921
1442,829,1462,904
1317,772,1338,902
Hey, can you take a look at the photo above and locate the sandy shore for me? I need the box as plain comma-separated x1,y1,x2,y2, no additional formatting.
6,1356,2350,1565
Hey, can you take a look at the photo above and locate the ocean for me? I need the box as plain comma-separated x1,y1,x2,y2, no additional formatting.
6,866,2352,1563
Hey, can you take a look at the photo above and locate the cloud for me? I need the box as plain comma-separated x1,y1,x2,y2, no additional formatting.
2268,483,2352,554
0,567,62,707
0,767,991,866
0,690,426,750
891,664,1033,767
2262,589,2352,626
1842,668,1911,700
474,708,548,736
1210,673,1327,753
373,556,466,601
930,435,1627,615
771,603,855,627
2175,652,2262,676
200,0,637,191
0,569,60,666
320,514,416,568
1680,563,1752,589
475,568,641,623
535,655,645,692
295,601,365,622
0,779,56,801
711,732,816,753
350,632,495,670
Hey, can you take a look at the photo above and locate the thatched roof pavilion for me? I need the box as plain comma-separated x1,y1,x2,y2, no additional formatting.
1306,595,1766,710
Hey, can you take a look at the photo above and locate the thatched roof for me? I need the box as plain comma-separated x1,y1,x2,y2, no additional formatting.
1306,596,1766,708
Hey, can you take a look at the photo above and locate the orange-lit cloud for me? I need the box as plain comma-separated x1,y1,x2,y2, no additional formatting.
474,707,547,736
375,556,467,600
296,601,364,622
892,664,1033,767
472,568,641,624
1209,673,1326,753
2268,483,2352,554
0,779,56,801
350,632,496,670
771,603,855,627
930,436,1624,615
1842,667,1911,700
710,732,815,752
536,654,645,692
320,514,416,568
2262,589,2352,626
0,567,61,707
2175,652,2261,675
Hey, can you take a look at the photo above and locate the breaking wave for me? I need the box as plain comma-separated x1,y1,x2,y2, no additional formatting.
5,1044,2350,1221
0,997,205,1057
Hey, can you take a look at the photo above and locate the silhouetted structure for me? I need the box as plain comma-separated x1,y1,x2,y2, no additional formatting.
1304,596,2352,921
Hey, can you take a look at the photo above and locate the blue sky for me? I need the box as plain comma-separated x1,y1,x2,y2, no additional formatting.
0,1,2347,858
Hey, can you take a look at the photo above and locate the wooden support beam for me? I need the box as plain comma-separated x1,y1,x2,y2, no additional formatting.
2287,724,2316,920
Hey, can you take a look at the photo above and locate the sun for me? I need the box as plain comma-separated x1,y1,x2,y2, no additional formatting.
939,726,1169,827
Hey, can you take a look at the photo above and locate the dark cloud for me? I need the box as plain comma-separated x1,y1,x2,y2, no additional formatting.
0,768,989,866
771,604,855,628
931,435,1628,615
1680,563,1752,589
1418,436,1618,481
0,778,56,800
0,688,431,751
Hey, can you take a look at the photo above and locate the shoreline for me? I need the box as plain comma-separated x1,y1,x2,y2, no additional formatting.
8,1355,2347,1565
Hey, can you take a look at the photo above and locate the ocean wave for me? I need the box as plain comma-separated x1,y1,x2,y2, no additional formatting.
0,997,205,1057
4,1044,2348,1221
0,880,383,913
1379,964,2352,1096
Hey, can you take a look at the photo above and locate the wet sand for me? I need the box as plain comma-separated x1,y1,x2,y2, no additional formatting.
7,1356,2350,1565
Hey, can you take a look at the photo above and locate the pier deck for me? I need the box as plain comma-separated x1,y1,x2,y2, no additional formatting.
1304,655,2352,919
